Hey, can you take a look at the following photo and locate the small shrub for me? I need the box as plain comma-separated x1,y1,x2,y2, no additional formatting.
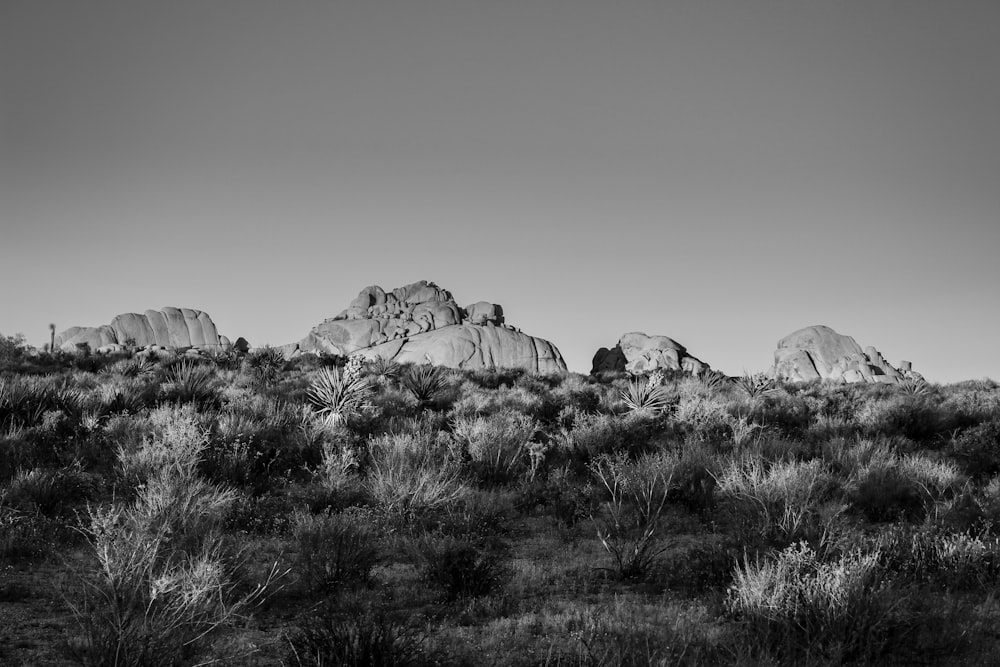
589,451,674,579
414,536,510,601
284,599,432,667
365,433,466,519
727,541,904,664
453,410,536,485
949,419,1000,479
292,509,379,594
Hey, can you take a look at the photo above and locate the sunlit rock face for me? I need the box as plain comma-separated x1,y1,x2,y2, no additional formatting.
592,332,709,375
285,280,567,374
55,307,232,353
772,325,922,384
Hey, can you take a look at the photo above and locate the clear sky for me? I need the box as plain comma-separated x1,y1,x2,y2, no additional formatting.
2,1,998,382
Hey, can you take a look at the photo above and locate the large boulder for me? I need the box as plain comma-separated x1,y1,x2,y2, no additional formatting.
55,307,231,353
592,331,710,375
285,280,566,373
772,325,922,384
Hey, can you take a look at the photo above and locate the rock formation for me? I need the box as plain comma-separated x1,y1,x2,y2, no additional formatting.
592,332,710,375
284,281,566,374
55,307,232,354
772,325,922,384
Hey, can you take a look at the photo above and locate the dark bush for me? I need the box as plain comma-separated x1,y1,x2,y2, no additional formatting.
948,420,1000,479
415,537,510,602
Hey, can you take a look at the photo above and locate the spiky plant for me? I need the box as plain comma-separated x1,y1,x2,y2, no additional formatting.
159,360,219,408
898,379,931,397
243,347,286,387
700,369,731,393
733,372,779,401
307,368,373,426
401,365,450,407
367,356,401,385
620,378,671,416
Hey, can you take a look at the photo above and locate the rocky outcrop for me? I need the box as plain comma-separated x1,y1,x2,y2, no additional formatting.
772,325,922,384
284,280,566,374
592,332,709,375
55,307,232,354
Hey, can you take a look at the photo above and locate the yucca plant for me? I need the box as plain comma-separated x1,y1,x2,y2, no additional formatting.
367,356,401,385
620,377,671,416
401,364,450,407
733,372,779,401
898,378,931,397
159,360,219,408
243,346,286,387
307,368,373,426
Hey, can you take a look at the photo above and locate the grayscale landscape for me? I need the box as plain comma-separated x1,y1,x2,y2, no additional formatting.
2,2,999,665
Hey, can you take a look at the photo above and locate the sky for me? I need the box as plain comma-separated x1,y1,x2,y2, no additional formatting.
2,1,998,383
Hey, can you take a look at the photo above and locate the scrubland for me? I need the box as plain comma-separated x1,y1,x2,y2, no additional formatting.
2,334,1000,665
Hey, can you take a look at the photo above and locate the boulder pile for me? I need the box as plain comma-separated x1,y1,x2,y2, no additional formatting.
55,307,232,354
283,280,566,373
772,325,922,384
592,332,710,375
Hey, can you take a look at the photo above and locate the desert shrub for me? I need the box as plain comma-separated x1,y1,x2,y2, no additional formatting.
553,412,625,462
0,506,62,564
848,460,926,523
727,541,906,664
365,432,466,519
848,452,963,523
860,395,957,443
667,437,719,513
517,464,598,528
116,404,208,491
0,333,29,369
367,386,420,422
549,374,603,414
284,599,433,667
67,442,271,666
715,456,836,546
877,525,1000,591
949,419,1000,479
448,383,545,420
589,451,676,579
292,509,380,594
96,378,153,417
742,393,812,437
413,535,510,602
660,537,741,595
453,410,537,485
1,464,98,516
436,488,517,540
673,386,731,441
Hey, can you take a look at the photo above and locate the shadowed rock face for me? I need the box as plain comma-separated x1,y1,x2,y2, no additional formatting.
284,280,566,374
772,325,922,384
55,307,231,353
592,332,709,375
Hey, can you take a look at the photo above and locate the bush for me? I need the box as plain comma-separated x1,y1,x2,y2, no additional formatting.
307,368,373,426
414,536,510,601
365,433,466,519
452,410,536,485
284,599,433,667
292,509,379,594
727,541,905,664
715,456,834,545
589,451,675,579
949,419,1000,479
